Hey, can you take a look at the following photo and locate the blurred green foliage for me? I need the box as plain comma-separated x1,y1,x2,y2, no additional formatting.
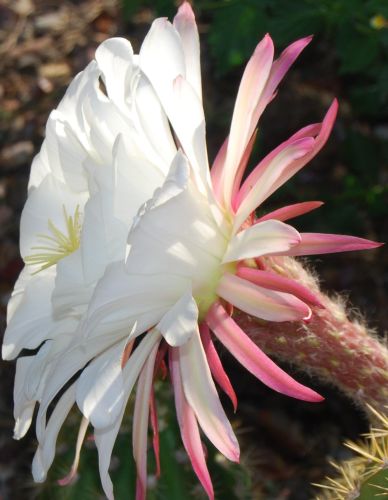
124,0,388,119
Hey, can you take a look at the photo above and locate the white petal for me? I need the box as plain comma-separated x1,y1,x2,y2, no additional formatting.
13,356,37,439
179,328,239,461
140,18,186,113
94,331,161,500
125,158,227,297
20,174,88,261
173,2,202,101
157,289,198,346
84,261,188,342
95,37,134,107
32,384,76,482
76,340,126,429
3,267,77,360
52,249,92,318
222,220,301,263
134,75,177,169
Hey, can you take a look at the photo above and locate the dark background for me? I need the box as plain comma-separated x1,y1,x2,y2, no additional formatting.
0,0,387,498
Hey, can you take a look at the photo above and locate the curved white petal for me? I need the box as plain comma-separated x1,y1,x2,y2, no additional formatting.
95,37,134,108
125,155,228,297
32,384,76,482
157,289,198,346
76,339,126,429
173,2,202,101
223,220,301,263
179,328,239,462
3,267,77,360
13,356,37,439
94,331,161,500
84,261,189,342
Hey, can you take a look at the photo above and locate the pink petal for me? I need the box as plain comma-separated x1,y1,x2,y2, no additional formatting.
169,348,214,500
210,136,228,200
237,266,323,307
200,323,237,411
256,201,323,223
223,219,301,263
133,342,159,500
222,34,274,207
281,232,383,256
206,302,323,402
254,36,313,120
231,130,258,211
217,272,311,322
58,417,89,486
234,137,315,230
235,100,338,230
149,388,160,477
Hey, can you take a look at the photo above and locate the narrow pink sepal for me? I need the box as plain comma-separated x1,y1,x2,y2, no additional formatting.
206,302,324,403
237,266,323,308
150,388,161,477
236,100,338,211
256,201,323,223
175,0,195,20
231,129,258,212
136,478,146,500
200,323,238,411
133,343,159,500
211,136,228,201
169,349,215,500
58,416,89,486
217,272,311,322
283,232,384,256
254,36,313,121
222,34,274,207
58,471,78,487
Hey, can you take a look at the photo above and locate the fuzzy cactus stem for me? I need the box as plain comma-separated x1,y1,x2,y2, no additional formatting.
234,256,388,416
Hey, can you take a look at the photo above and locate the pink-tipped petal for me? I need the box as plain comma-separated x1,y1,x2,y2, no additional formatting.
210,136,228,201
149,388,161,477
257,201,323,223
217,273,311,322
58,416,89,486
133,342,159,500
223,219,301,263
200,323,237,411
222,35,275,207
231,130,258,211
281,232,383,256
235,100,338,230
237,266,323,308
207,302,323,402
173,1,202,101
179,328,240,462
169,349,214,500
234,137,315,230
255,36,313,119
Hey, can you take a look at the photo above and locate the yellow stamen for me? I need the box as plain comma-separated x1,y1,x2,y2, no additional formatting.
25,205,82,273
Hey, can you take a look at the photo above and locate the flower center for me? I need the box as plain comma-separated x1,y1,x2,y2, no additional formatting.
24,205,82,273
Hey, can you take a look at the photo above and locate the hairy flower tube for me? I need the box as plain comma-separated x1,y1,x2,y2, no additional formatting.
2,3,381,499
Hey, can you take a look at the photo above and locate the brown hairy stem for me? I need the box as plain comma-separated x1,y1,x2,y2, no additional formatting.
234,256,388,416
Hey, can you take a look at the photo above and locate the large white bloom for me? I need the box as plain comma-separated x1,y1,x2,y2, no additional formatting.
3,3,380,500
